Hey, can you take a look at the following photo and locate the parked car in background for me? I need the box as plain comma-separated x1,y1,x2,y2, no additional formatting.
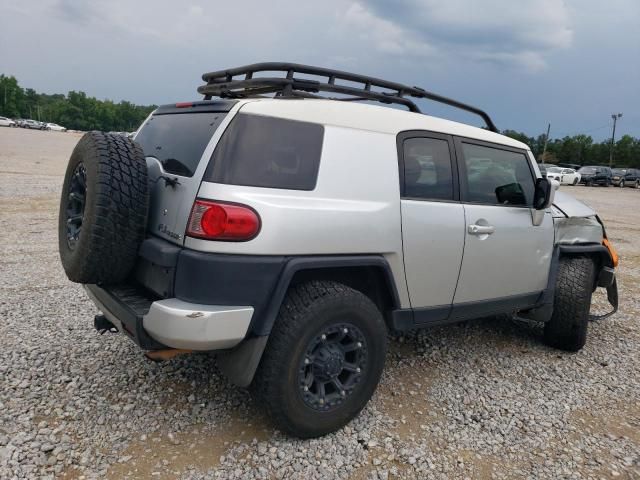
545,167,581,185
578,166,612,186
21,119,46,130
45,122,67,132
611,168,640,188
0,116,16,127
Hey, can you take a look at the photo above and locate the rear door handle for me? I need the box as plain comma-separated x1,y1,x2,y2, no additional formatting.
468,224,495,235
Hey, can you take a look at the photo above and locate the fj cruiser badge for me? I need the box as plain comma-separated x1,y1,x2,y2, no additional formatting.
157,223,182,240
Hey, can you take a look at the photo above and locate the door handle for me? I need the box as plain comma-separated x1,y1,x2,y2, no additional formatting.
468,224,495,235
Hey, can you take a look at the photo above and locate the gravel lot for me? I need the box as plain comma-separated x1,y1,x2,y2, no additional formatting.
1,127,638,480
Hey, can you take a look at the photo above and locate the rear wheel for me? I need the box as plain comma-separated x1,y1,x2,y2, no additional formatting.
252,281,387,438
635,180,640,189
543,256,595,352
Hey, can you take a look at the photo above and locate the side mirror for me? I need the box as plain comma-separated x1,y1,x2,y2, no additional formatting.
533,177,557,210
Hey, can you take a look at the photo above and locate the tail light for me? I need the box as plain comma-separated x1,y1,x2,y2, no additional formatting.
186,200,260,241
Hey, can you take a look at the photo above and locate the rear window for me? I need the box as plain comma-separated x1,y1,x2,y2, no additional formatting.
135,112,226,177
205,114,324,191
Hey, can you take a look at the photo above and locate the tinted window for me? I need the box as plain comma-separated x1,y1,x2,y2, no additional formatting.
462,143,535,206
402,138,454,200
135,112,226,177
206,114,324,191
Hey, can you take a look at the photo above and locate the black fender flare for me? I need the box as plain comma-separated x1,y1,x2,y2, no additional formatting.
220,255,400,388
254,254,401,336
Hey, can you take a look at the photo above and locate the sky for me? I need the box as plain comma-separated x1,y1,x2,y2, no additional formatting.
0,0,638,140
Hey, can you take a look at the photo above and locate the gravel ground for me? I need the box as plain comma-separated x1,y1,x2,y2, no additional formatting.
0,127,638,480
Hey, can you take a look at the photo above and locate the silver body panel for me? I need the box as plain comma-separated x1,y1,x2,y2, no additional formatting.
552,191,597,218
190,124,411,307
454,206,554,303
400,200,465,308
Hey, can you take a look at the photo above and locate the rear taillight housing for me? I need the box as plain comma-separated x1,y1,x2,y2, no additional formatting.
186,200,261,241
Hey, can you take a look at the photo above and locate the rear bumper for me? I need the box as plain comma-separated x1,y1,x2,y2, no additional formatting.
143,299,253,350
84,284,253,351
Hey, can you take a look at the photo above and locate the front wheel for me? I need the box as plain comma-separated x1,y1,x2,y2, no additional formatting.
573,178,578,185
619,179,625,188
252,281,387,438
543,256,595,352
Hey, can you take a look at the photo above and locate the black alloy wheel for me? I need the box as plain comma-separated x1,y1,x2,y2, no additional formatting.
65,163,87,250
298,323,368,412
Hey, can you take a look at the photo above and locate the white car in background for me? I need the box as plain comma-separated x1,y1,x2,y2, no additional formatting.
45,123,67,132
0,116,16,127
546,167,581,185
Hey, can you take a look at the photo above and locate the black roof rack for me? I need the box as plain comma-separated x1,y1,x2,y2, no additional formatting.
198,62,498,132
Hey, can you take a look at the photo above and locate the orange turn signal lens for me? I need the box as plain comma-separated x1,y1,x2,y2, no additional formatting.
603,238,619,268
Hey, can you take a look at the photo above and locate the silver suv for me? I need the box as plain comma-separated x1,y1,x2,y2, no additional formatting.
58,63,619,438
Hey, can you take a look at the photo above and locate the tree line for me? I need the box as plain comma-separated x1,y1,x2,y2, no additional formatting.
0,75,155,132
1,74,638,167
501,130,639,168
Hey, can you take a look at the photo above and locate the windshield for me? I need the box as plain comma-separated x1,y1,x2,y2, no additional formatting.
547,167,562,173
135,112,224,177
579,167,597,174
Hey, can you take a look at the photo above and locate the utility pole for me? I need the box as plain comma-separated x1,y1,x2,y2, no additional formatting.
609,113,623,167
541,123,551,163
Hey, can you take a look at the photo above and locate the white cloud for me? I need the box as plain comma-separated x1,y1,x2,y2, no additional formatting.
342,3,436,57
343,0,574,71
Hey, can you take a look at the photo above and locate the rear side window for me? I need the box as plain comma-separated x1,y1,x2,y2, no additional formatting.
461,143,535,206
402,137,454,200
135,112,226,177
205,114,324,191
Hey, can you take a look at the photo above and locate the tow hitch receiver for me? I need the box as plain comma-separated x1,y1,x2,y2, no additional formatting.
94,314,118,334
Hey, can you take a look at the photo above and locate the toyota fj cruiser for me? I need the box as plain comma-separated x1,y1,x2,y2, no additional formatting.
58,63,619,438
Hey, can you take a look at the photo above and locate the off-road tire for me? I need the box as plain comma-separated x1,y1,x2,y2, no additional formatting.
252,281,387,438
543,256,595,352
58,131,148,284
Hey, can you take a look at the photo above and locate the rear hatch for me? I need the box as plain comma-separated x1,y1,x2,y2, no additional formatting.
133,101,237,245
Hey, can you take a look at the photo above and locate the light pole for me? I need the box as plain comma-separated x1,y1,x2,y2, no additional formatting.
609,113,622,167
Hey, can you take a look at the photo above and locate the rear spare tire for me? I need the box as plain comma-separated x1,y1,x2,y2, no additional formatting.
58,131,148,284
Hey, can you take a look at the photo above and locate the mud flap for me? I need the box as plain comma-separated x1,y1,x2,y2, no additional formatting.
589,277,618,321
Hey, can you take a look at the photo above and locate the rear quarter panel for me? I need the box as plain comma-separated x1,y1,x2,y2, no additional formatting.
189,125,409,306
